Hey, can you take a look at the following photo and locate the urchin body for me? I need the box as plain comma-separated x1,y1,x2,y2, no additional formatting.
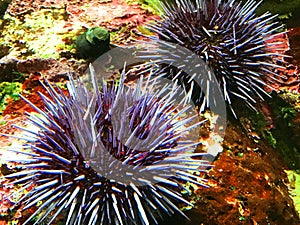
3,67,208,225
149,0,287,115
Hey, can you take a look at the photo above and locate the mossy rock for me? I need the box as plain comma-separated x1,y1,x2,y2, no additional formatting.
76,27,110,59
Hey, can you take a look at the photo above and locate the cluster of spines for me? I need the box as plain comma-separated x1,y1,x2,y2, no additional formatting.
2,66,209,225
147,0,288,116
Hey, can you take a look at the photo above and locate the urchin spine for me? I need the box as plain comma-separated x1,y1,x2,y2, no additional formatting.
147,0,288,116
2,65,209,225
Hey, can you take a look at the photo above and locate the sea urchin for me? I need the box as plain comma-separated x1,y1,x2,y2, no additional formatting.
149,0,288,115
2,65,209,225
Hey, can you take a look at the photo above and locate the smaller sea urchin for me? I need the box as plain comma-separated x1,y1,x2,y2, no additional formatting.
2,65,210,225
148,0,289,116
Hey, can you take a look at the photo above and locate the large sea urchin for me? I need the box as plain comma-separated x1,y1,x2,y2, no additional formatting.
2,66,209,225
148,0,288,115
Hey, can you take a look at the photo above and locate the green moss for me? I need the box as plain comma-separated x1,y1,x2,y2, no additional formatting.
268,92,300,169
0,82,22,114
249,111,266,132
286,170,300,214
265,130,277,148
238,91,300,170
244,111,278,148
280,107,297,127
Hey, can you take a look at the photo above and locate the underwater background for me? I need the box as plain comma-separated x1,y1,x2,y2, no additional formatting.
0,0,299,224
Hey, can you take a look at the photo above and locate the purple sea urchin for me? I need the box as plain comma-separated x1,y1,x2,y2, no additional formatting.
148,0,288,115
2,66,209,225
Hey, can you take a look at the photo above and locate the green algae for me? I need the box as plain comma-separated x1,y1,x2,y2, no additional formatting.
85,27,110,45
0,8,83,60
248,92,300,170
0,81,22,115
238,90,300,170
286,170,300,215
269,92,300,170
76,27,110,59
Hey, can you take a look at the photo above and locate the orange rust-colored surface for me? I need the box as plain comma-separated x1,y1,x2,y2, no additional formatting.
164,122,300,225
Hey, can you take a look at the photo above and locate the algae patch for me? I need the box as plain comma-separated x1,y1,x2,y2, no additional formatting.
286,170,300,215
0,8,83,59
0,82,22,114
